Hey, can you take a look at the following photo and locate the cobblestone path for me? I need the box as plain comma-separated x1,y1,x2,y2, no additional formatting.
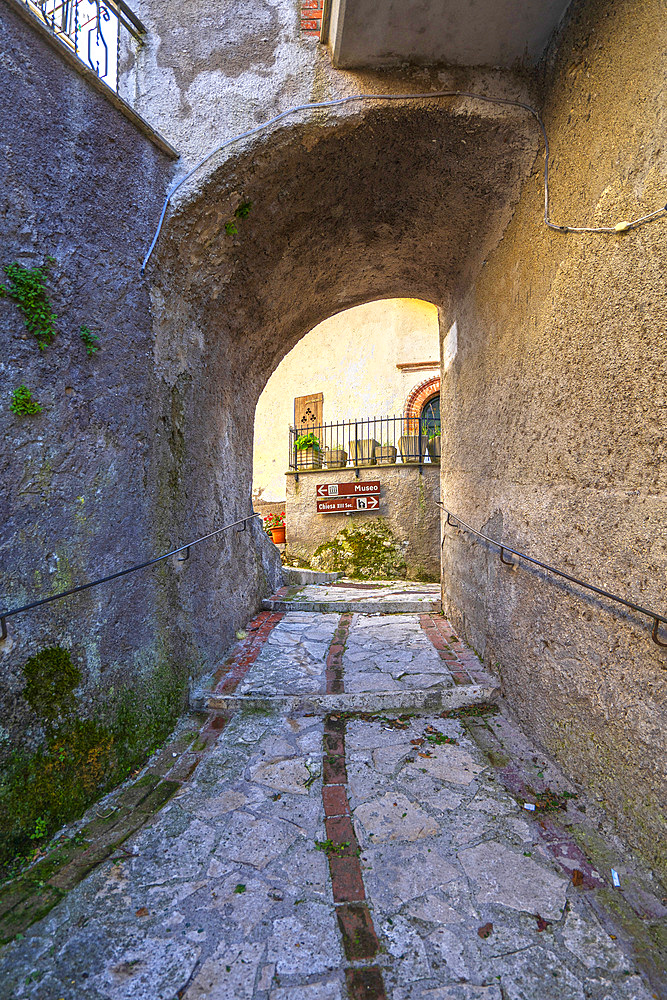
1,584,665,999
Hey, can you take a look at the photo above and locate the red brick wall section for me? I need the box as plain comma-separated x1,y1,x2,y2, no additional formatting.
301,0,323,35
404,376,440,433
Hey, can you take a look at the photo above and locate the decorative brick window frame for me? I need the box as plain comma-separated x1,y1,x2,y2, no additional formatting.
301,0,323,35
404,375,440,433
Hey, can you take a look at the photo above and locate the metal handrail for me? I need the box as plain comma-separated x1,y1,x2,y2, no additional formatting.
0,513,261,640
437,503,667,649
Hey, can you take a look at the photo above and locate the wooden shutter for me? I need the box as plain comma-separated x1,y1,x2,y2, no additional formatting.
294,393,323,431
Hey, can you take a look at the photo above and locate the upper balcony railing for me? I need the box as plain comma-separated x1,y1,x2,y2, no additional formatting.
288,415,441,472
18,0,146,93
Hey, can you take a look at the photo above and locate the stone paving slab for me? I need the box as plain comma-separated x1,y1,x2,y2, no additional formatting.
344,615,454,694
0,709,345,1000
234,612,340,697
344,715,658,1000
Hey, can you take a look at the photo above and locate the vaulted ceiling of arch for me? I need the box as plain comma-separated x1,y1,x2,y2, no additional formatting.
150,99,538,392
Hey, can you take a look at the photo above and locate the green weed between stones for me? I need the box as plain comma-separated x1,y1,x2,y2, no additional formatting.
0,259,57,350
9,385,42,416
0,648,187,878
314,839,350,856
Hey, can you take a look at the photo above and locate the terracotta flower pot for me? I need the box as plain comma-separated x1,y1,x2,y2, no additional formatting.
270,526,286,544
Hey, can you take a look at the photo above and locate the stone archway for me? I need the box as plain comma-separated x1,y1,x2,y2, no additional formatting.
145,96,538,665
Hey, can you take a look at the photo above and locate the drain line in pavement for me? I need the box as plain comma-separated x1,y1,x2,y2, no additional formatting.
321,613,389,999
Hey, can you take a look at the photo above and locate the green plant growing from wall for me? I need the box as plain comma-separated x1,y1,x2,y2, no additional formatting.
0,259,57,350
224,200,252,236
79,324,100,356
9,385,42,416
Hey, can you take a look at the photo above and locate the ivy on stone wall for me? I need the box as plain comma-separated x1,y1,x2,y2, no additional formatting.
0,259,57,351
9,385,42,416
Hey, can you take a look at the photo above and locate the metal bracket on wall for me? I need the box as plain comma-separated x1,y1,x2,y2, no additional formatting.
176,546,190,561
652,618,667,648
499,547,516,567
0,617,6,641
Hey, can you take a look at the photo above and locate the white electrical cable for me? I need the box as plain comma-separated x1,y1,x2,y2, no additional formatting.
141,89,666,273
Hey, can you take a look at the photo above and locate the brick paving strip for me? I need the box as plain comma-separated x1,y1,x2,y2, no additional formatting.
321,613,389,1000
0,609,284,945
420,612,496,686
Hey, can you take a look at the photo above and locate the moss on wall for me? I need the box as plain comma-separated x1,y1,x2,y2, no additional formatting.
0,647,187,876
311,518,407,579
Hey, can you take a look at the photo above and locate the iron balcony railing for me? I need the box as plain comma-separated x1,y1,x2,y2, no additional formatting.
288,415,441,472
0,513,260,640
18,0,146,93
438,502,667,649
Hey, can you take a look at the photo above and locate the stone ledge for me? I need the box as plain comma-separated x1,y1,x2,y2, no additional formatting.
262,598,441,613
205,684,499,715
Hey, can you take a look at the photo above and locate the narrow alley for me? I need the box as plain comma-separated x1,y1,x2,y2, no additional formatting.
1,579,663,1000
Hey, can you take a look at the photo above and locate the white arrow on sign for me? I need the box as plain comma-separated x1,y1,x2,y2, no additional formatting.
357,496,379,510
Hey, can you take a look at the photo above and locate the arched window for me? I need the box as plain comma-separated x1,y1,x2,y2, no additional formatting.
404,375,440,434
420,395,440,438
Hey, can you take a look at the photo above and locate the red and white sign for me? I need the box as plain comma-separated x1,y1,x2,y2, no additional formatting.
316,481,380,498
317,495,380,514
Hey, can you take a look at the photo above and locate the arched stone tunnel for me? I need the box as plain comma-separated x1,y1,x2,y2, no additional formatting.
144,94,536,673
1,0,664,882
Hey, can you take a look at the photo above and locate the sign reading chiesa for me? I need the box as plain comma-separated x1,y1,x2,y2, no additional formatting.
316,481,381,514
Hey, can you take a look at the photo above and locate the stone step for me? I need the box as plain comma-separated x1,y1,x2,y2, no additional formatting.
262,597,441,613
262,581,441,614
281,567,343,586
205,683,499,716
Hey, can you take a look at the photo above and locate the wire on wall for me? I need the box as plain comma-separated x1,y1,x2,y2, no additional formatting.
141,89,667,272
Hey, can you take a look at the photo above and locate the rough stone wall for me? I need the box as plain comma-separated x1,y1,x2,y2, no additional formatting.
0,4,282,773
285,466,440,579
440,0,667,879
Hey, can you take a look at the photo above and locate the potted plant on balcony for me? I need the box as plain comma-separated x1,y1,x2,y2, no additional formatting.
349,438,379,466
374,442,397,464
325,447,348,469
427,430,441,463
264,511,286,544
398,434,426,463
295,432,322,470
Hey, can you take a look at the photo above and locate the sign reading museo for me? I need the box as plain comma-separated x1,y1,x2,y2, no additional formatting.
316,481,380,498
316,481,381,514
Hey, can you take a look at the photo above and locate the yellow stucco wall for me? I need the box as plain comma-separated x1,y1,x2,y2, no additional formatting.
253,298,439,500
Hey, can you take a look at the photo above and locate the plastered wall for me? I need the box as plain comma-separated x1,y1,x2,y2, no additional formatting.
440,0,667,878
253,298,439,501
